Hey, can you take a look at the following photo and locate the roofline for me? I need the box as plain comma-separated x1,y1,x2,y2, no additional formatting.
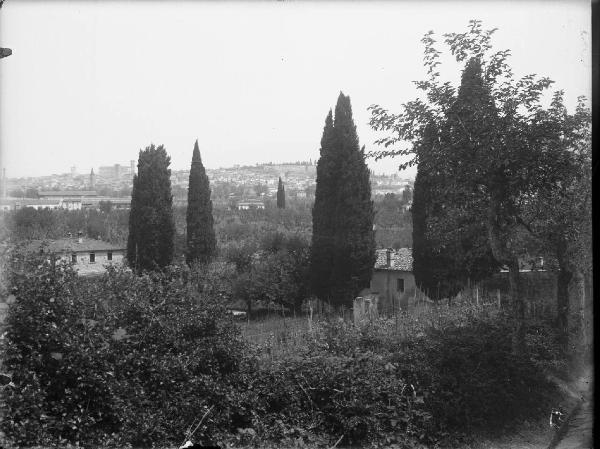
373,268,412,272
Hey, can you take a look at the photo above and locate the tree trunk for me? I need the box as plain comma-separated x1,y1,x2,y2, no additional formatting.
556,268,572,354
486,195,525,354
246,298,252,318
555,240,572,355
573,270,590,358
507,259,526,355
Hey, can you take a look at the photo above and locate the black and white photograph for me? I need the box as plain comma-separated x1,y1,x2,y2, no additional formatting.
0,1,593,448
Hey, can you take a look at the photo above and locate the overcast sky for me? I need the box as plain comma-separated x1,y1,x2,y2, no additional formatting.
0,1,591,178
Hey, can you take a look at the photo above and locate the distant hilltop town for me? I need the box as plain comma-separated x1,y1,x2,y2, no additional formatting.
1,161,413,210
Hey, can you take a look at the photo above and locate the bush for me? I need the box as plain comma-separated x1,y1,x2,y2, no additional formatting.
1,251,564,447
1,252,250,447
301,311,559,441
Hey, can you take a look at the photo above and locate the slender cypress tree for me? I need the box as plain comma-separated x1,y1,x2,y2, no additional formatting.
310,109,337,301
328,93,376,306
186,140,216,265
126,144,175,271
311,93,376,307
276,177,286,209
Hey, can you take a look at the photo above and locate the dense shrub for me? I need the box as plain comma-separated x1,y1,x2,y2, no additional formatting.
1,251,563,448
250,353,434,446
303,311,559,440
1,253,250,447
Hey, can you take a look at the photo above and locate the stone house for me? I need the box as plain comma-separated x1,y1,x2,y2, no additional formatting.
28,237,126,276
237,199,265,210
363,248,416,313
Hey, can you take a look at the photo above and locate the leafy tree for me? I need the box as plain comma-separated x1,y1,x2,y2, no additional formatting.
276,177,286,209
311,93,376,308
522,95,592,353
369,21,587,353
126,144,175,271
186,140,216,266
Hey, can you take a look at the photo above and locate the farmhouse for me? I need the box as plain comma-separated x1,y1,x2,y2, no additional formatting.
27,237,126,276
364,248,416,313
237,199,265,210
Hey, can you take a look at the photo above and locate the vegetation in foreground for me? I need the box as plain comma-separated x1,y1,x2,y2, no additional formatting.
1,253,573,449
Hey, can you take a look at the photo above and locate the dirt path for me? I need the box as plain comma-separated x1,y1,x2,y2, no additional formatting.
553,397,593,449
549,370,593,449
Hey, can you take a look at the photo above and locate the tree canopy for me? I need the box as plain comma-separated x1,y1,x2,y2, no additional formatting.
369,20,591,352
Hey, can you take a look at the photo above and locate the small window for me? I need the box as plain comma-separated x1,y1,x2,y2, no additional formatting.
396,278,404,293
107,252,112,261
89,253,95,263
71,254,77,263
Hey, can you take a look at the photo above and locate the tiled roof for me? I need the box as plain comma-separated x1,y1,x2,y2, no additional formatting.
374,248,413,272
26,238,126,254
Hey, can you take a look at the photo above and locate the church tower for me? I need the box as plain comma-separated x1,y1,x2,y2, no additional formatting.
89,168,96,189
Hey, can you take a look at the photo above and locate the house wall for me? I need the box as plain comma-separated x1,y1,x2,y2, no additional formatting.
56,250,125,276
62,200,82,211
369,270,416,313
69,250,124,266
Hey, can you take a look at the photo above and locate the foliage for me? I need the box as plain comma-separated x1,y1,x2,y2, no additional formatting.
1,250,565,447
411,124,499,300
368,20,589,352
373,193,412,249
311,93,376,307
276,177,286,209
127,144,176,271
304,308,558,439
4,207,129,244
520,96,592,352
186,140,217,266
224,233,311,314
310,109,336,302
1,251,249,447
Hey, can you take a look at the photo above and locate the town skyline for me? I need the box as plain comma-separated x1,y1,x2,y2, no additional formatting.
2,156,414,181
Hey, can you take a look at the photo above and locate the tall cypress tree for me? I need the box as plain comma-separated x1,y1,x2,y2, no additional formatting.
412,122,499,300
186,140,216,265
329,93,376,306
126,144,175,271
310,109,337,301
311,93,376,307
276,177,286,209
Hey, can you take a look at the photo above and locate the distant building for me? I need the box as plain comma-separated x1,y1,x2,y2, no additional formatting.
363,248,416,313
86,197,132,210
237,199,265,210
1,197,83,211
27,237,126,276
13,199,62,210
